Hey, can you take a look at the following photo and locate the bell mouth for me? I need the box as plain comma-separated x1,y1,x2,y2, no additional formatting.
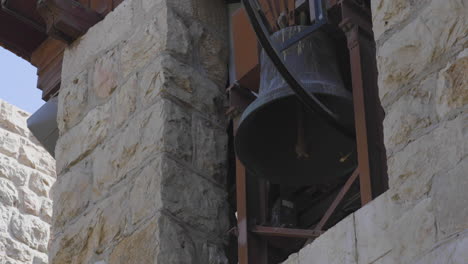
234,86,357,186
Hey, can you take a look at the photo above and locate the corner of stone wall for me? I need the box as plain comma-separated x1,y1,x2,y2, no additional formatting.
51,0,231,263
0,99,56,264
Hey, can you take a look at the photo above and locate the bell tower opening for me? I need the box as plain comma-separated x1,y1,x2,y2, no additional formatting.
227,0,389,263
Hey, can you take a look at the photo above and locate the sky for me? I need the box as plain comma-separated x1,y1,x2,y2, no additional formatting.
0,46,44,114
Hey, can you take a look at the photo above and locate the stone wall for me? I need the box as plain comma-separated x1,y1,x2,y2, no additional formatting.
0,99,56,264
283,0,467,263
51,0,230,263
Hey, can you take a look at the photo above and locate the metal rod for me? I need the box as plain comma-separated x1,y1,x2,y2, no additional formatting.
313,168,359,232
252,225,324,238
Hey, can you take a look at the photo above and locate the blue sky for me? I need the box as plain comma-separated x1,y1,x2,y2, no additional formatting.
0,47,44,113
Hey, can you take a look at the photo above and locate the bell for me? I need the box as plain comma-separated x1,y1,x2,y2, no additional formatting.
235,26,356,187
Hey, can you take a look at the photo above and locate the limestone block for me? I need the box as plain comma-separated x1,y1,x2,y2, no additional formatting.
196,25,228,85
0,255,22,264
294,214,357,264
0,205,12,233
52,158,92,229
108,218,160,264
121,7,168,78
92,123,140,197
0,129,20,159
0,154,30,186
92,48,119,100
10,213,49,253
389,198,436,264
61,0,133,84
414,230,468,264
139,98,193,163
371,0,410,41
32,254,48,264
0,178,18,206
431,156,468,238
383,74,437,154
128,156,163,225
139,55,225,118
28,172,52,197
377,0,468,103
56,102,110,173
436,49,468,119
49,209,98,264
354,192,402,264
0,236,33,262
58,70,89,133
110,74,137,129
159,155,229,234
39,199,52,223
0,100,30,138
17,139,55,176
192,114,227,185
19,188,41,216
387,114,467,207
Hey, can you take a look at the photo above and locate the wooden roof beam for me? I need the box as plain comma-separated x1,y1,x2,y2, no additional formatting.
37,0,103,44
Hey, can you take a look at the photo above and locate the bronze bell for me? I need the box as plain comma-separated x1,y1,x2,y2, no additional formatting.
235,26,356,188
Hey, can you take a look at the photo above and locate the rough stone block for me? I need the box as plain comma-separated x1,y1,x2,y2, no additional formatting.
295,214,357,264
387,114,467,207
58,70,89,132
377,0,468,102
388,198,436,264
0,154,30,186
192,114,227,185
111,74,137,129
19,188,41,216
52,158,93,230
61,0,134,84
382,74,437,154
92,48,119,100
10,213,49,253
435,49,468,119
431,155,468,238
0,236,34,262
371,0,410,40
354,192,402,264
28,171,53,198
0,178,18,206
414,230,468,264
0,100,31,138
0,128,21,159
56,102,110,173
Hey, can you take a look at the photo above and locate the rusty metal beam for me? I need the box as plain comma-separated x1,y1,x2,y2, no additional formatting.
313,168,359,231
251,226,323,239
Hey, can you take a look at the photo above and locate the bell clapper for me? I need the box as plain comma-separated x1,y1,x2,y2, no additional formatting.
295,103,310,159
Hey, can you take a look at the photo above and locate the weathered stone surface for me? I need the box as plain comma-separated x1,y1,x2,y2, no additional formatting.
28,171,53,197
10,213,49,253
192,114,227,185
110,74,137,129
383,74,437,154
0,100,56,264
431,156,468,238
371,0,410,40
389,198,436,264
56,102,110,173
387,114,467,207
0,100,31,137
354,192,402,264
377,0,468,103
435,49,468,119
92,48,119,99
52,158,93,229
58,70,89,132
0,154,30,186
0,178,18,206
296,214,357,264
61,0,134,84
414,230,468,264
